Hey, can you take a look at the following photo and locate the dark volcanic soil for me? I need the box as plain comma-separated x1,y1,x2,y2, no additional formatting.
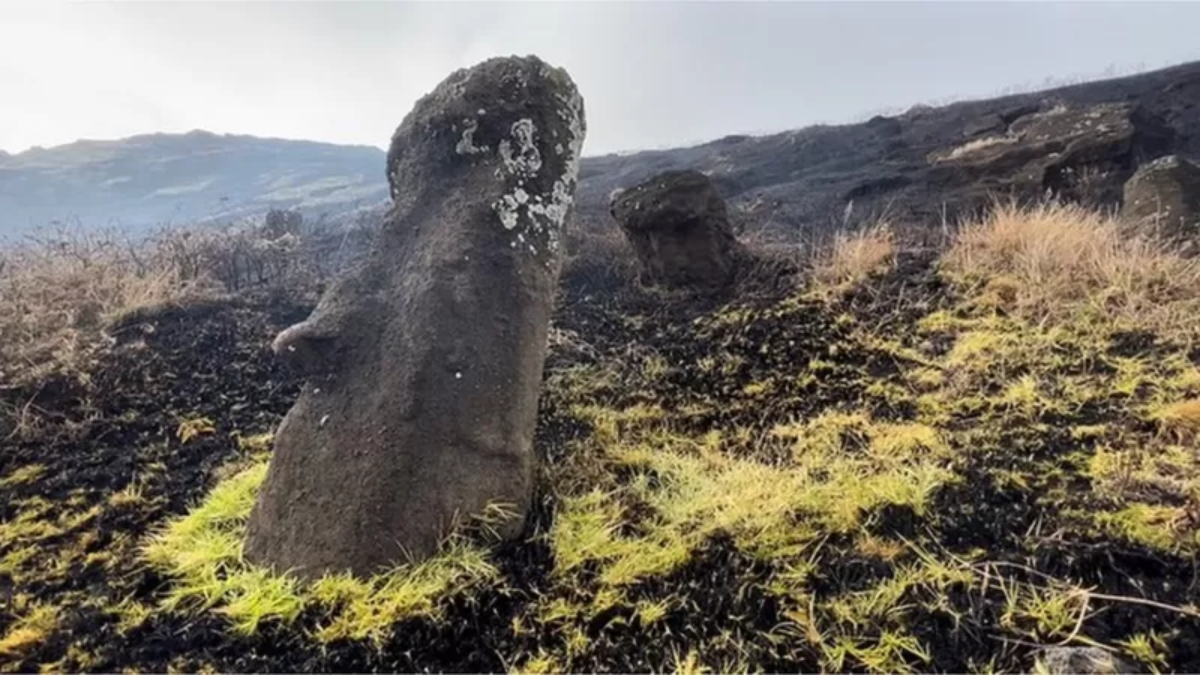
2,262,1198,673
0,299,306,671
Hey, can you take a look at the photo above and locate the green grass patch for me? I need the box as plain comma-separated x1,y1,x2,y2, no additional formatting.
141,457,500,643
0,602,59,658
0,463,47,488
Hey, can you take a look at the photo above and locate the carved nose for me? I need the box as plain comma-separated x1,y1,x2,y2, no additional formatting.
272,321,336,376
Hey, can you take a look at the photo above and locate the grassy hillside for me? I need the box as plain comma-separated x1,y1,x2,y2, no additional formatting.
1,203,1198,672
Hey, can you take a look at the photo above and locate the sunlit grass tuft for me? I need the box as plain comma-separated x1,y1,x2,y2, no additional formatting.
810,222,896,293
310,540,497,644
0,464,47,489
943,201,1200,341
142,457,499,643
0,603,59,656
552,403,957,602
1149,398,1200,442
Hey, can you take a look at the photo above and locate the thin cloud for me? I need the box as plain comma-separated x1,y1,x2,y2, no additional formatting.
2,1,1199,157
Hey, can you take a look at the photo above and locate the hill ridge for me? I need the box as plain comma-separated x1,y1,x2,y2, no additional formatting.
3,59,1200,237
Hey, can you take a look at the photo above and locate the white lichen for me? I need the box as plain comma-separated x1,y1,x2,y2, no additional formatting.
527,178,575,243
455,118,488,155
490,85,585,259
444,68,473,100
498,118,542,177
498,207,519,230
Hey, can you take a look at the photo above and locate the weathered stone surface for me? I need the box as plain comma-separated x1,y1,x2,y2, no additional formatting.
1121,154,1200,243
609,170,745,288
1037,646,1138,675
927,102,1173,206
243,55,586,580
961,113,1004,139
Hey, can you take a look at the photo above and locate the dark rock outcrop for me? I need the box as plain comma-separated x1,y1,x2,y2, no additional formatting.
1121,154,1200,243
574,61,1200,240
927,102,1173,207
961,113,1004,139
609,170,745,288
1037,646,1138,675
243,55,586,580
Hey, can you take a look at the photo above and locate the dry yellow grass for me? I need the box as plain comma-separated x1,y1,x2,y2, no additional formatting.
933,134,1019,163
0,603,59,656
0,227,216,387
942,201,1200,341
1151,398,1200,442
810,222,896,291
0,213,322,390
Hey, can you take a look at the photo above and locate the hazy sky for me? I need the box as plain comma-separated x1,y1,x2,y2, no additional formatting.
4,1,1200,157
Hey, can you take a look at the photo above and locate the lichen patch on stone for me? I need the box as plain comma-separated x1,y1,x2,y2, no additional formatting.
490,85,585,261
498,119,542,177
497,200,520,230
455,118,488,156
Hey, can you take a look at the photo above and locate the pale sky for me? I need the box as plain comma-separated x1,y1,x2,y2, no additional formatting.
3,1,1200,157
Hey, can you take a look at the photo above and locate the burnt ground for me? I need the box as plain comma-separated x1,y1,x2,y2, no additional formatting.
2,259,1199,673
0,299,308,670
574,60,1200,240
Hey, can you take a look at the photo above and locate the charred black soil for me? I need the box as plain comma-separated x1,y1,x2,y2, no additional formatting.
2,253,1199,673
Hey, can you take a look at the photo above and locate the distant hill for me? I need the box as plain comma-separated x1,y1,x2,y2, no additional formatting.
4,59,1200,240
0,131,388,237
